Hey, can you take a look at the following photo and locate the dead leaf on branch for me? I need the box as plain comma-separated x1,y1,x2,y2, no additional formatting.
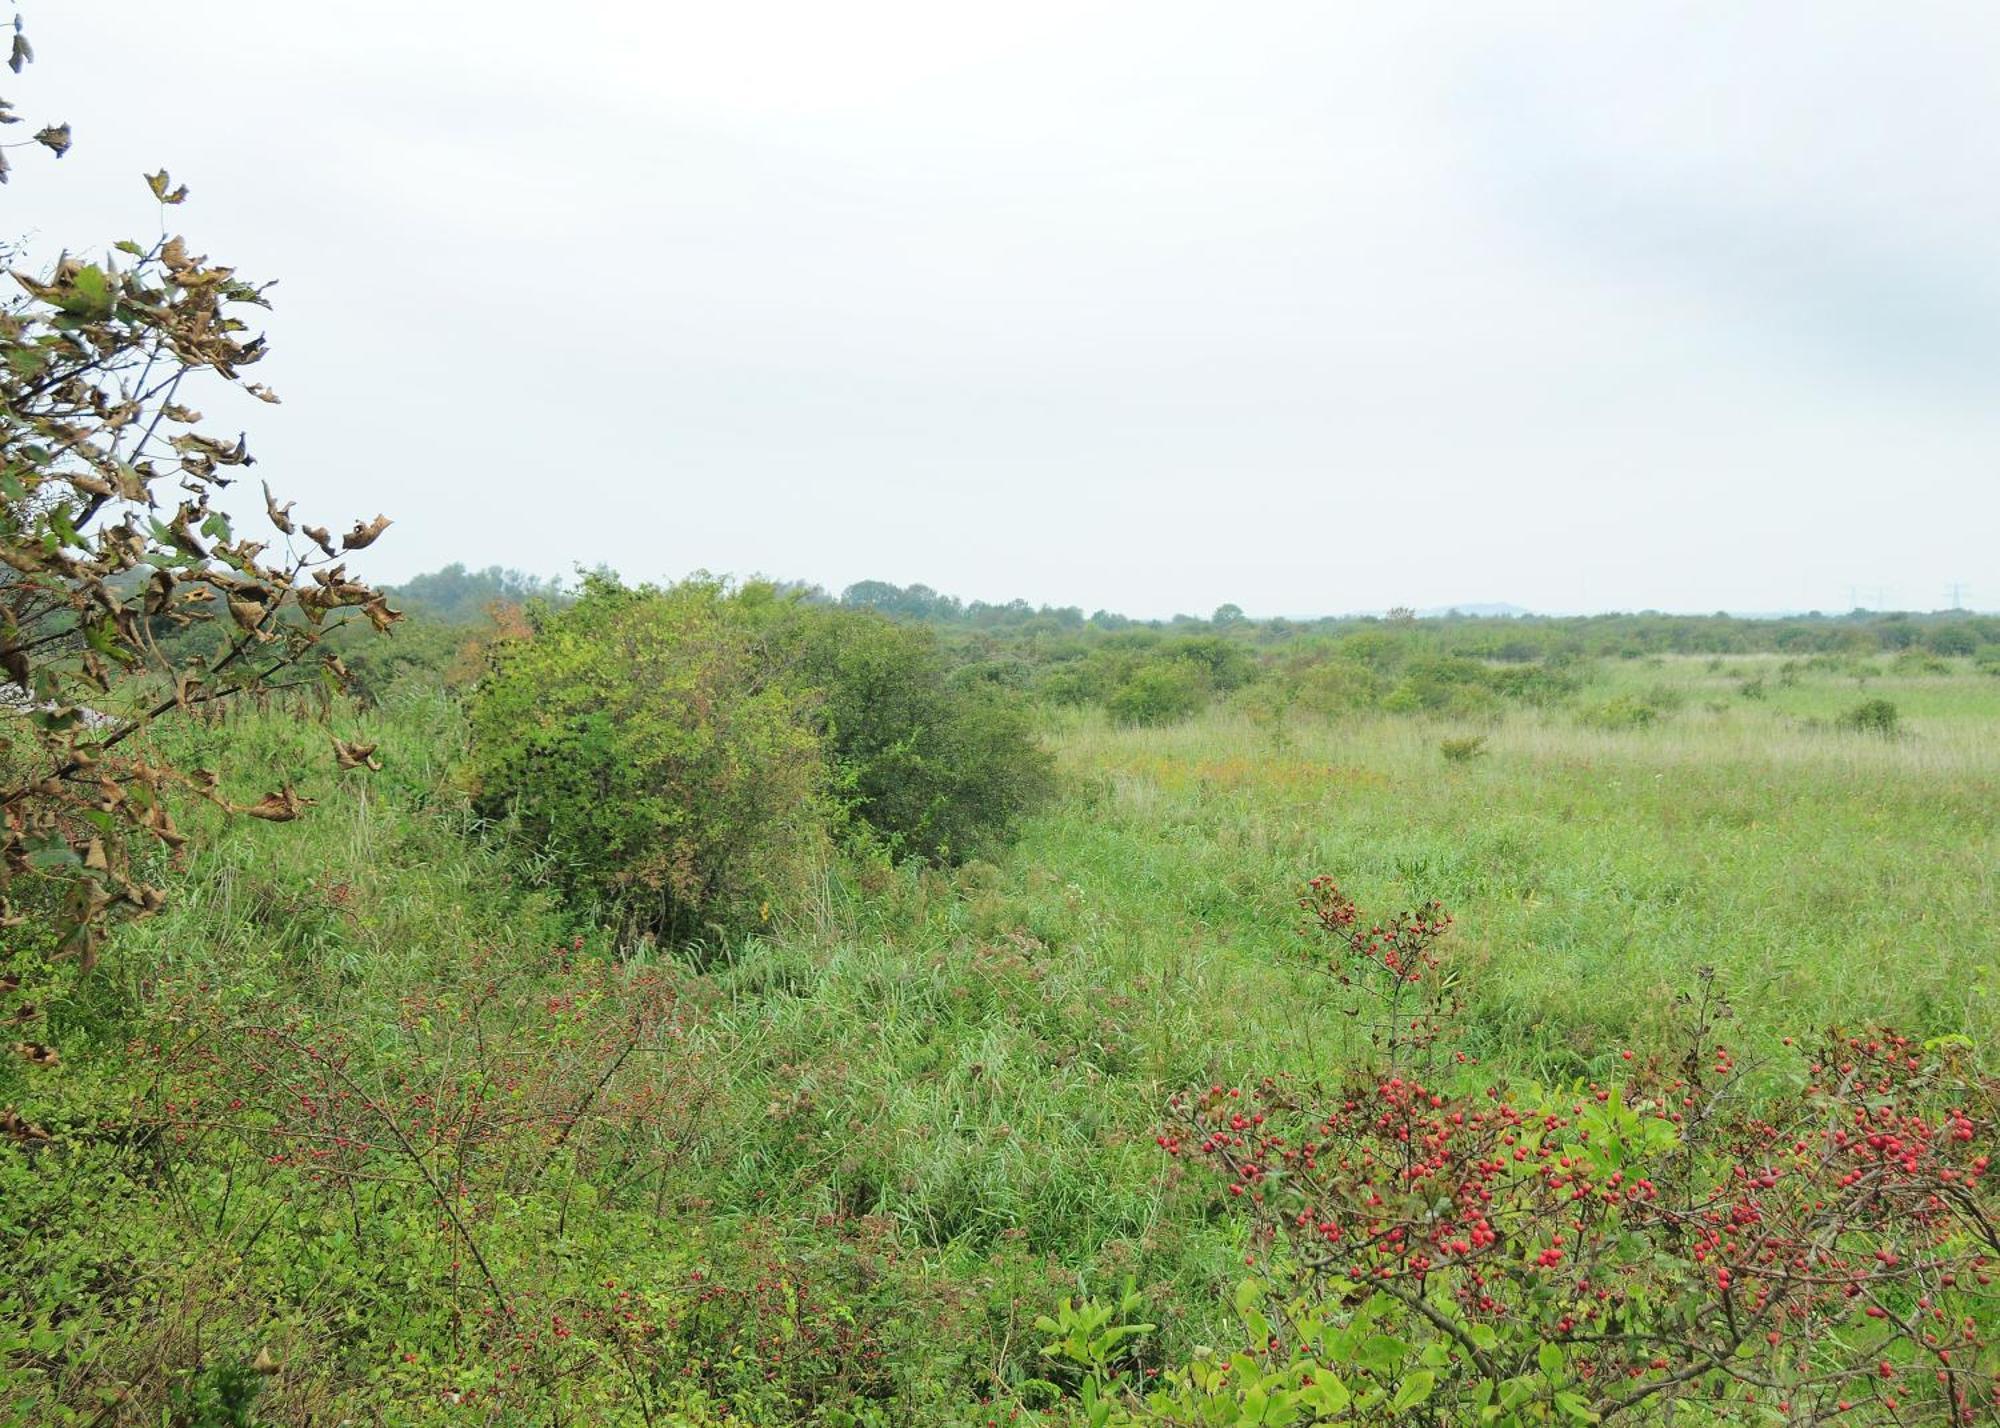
227,595,271,637
144,168,189,205
342,514,391,550
261,481,294,534
332,737,381,772
238,787,313,822
0,1108,50,1144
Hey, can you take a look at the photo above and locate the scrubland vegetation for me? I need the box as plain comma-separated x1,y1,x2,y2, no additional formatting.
7,572,2000,1425
6,17,2000,1425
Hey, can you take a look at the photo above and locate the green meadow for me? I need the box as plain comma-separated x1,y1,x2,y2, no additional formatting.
8,630,1997,1424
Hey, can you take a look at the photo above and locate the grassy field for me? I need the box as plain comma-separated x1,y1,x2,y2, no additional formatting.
1019,654,1999,1085
6,655,1998,1423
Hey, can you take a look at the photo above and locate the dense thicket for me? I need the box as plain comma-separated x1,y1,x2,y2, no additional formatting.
469,578,826,944
745,592,1053,863
468,577,1053,944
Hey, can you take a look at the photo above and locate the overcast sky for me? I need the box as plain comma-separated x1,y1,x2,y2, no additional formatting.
13,2,1999,617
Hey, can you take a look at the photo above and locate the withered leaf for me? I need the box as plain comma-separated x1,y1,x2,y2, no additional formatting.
332,737,382,772
239,787,313,822
302,524,334,556
261,481,294,534
144,169,189,205
0,1108,51,1144
227,595,270,636
12,1041,58,1068
342,514,392,551
32,122,68,157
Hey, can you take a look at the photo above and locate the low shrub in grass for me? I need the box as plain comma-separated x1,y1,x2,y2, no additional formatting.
1576,694,1660,730
1840,697,1903,737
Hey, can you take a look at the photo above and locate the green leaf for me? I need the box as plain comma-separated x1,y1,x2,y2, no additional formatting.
57,264,114,319
1301,1376,1350,1416
1390,1371,1436,1413
1554,1390,1601,1422
1538,1342,1565,1377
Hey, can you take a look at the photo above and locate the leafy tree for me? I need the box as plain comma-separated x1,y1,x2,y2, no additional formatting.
390,562,562,623
0,9,390,1018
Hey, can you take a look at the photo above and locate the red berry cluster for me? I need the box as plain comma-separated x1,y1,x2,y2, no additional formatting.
1164,884,2000,1424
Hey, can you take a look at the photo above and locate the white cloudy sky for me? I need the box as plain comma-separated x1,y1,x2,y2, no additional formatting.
13,2,1999,616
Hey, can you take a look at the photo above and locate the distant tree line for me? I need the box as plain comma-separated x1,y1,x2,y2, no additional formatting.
828,579,1997,656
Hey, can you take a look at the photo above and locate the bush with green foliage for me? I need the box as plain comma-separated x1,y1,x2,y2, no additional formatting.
757,598,1053,863
1576,694,1661,731
1107,660,1210,727
1839,697,1903,737
469,577,827,943
1928,623,1979,657
1286,658,1389,718
1438,734,1488,764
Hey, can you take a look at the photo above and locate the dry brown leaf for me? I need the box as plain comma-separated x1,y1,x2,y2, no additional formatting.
239,787,313,822
342,514,392,550
332,737,382,773
262,480,294,534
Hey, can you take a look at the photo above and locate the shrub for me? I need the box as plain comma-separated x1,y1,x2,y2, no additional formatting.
1928,624,1979,657
1577,695,1660,730
1286,658,1388,718
1438,734,1488,764
763,602,1054,863
1069,886,2000,1428
1893,650,1951,676
1839,697,1903,737
469,578,827,943
1107,660,1208,727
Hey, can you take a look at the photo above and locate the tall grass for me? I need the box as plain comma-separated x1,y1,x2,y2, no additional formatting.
7,657,1996,1422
